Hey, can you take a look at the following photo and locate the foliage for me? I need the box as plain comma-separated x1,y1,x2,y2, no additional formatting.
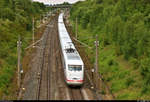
0,0,48,99
70,0,150,99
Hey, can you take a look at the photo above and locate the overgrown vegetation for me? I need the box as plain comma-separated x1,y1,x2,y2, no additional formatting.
70,0,150,99
0,0,49,99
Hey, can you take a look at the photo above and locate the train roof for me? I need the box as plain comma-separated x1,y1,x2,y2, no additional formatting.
58,13,84,65
63,46,83,63
65,49,80,60
67,53,80,60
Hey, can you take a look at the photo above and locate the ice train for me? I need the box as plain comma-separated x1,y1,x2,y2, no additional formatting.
58,13,84,86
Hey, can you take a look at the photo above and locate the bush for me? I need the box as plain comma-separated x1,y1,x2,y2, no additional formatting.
110,79,127,93
139,57,150,85
141,84,150,95
129,57,139,69
118,70,130,79
126,77,135,87
101,89,106,95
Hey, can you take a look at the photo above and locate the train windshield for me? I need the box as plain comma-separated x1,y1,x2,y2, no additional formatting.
68,65,82,71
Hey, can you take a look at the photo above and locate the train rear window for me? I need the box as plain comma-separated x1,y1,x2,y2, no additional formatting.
68,65,82,71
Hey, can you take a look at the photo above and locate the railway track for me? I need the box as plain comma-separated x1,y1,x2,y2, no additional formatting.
36,15,57,100
69,88,84,100
27,13,99,100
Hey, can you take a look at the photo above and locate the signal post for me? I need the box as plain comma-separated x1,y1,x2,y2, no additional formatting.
17,35,21,88
95,34,99,89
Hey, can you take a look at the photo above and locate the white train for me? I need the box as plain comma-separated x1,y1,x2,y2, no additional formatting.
58,13,84,86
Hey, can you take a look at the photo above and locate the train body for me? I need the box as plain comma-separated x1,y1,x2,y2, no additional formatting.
58,13,84,86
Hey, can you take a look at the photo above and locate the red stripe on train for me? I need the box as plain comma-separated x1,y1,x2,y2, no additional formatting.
67,79,83,82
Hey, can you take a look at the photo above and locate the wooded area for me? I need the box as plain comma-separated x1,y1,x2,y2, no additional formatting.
70,0,150,99
0,0,48,99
